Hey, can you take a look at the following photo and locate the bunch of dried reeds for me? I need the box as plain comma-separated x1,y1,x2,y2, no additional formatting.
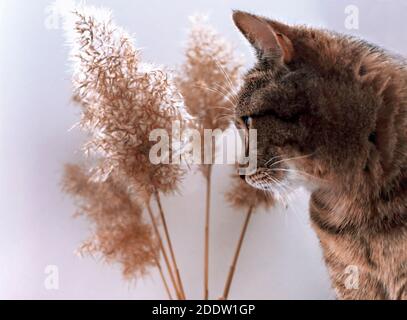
62,5,274,300
176,15,243,299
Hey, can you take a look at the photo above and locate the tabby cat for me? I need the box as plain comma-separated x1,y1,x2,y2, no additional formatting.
232,11,406,299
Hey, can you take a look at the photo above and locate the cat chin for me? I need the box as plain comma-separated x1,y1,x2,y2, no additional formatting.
245,176,295,204
244,163,317,197
245,176,315,205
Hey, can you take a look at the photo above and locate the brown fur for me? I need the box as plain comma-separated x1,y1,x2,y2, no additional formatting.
233,11,407,299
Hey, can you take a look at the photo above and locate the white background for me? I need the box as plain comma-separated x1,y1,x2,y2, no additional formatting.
1,0,406,299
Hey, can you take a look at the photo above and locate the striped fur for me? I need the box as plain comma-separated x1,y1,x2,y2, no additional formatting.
233,11,407,299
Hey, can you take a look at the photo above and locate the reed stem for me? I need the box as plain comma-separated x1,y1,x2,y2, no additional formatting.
154,191,186,300
153,255,173,300
222,206,254,300
146,203,181,299
204,164,212,300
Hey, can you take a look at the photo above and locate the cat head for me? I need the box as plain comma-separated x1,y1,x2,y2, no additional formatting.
233,11,406,197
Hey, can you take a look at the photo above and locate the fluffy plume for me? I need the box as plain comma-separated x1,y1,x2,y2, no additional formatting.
177,15,243,135
65,6,190,196
62,164,158,278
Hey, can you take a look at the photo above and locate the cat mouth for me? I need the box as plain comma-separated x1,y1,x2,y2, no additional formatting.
243,161,317,200
244,168,287,192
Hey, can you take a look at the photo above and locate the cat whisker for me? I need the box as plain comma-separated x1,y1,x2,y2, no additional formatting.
213,116,235,125
193,84,237,108
264,172,299,209
211,105,236,113
269,168,325,182
213,82,238,103
213,114,234,124
269,176,296,195
264,154,286,166
193,83,227,97
214,58,240,97
263,172,295,200
268,153,315,168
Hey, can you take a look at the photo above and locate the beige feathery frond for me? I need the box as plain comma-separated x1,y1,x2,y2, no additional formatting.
66,6,190,197
177,14,243,134
62,164,158,279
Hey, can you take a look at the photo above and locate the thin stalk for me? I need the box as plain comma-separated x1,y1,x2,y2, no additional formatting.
146,203,181,299
222,206,254,300
154,191,186,300
153,255,173,300
204,164,212,300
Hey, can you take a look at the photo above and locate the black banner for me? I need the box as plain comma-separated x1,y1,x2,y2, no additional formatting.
1,300,405,318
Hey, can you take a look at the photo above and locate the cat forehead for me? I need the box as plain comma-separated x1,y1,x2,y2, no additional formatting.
235,68,281,117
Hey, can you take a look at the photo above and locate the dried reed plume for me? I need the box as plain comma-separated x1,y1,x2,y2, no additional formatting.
62,164,159,279
176,15,243,299
63,5,190,299
66,6,189,196
221,175,275,300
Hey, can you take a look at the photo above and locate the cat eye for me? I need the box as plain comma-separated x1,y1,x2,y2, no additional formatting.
241,116,252,128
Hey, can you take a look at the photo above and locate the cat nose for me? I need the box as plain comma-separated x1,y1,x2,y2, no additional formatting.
239,174,246,181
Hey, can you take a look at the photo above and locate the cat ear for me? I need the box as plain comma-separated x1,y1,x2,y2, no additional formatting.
232,10,293,64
